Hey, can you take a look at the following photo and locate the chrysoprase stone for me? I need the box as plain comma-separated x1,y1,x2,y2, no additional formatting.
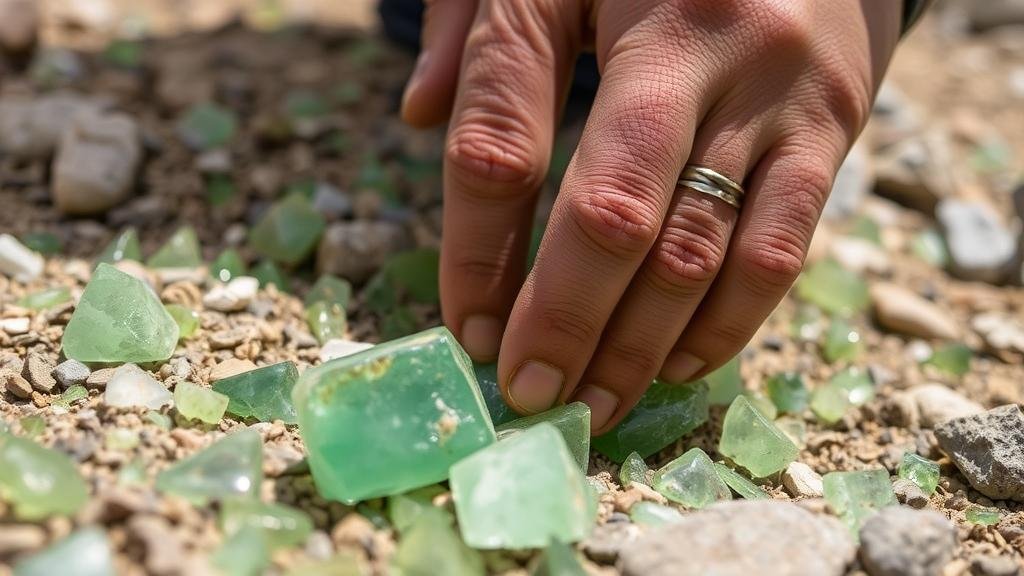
652,447,731,509
175,382,229,424
0,434,89,519
388,484,449,534
213,362,298,424
822,469,897,535
211,249,247,282
165,304,199,339
593,380,709,463
13,528,114,576
897,453,940,495
823,317,862,362
743,392,778,420
910,229,948,267
714,462,768,499
305,275,352,309
790,304,824,343
450,423,595,549
177,103,238,150
211,526,270,576
619,451,650,487
473,363,516,426
831,368,875,405
63,264,179,363
96,228,141,264
104,364,173,410
776,416,807,448
147,226,203,269
718,395,798,478
251,260,290,292
766,372,808,414
629,502,684,527
220,498,313,549
796,259,870,316
378,249,440,304
533,542,587,576
965,505,1001,526
810,381,850,424
155,429,262,504
20,232,62,255
923,343,971,377
294,327,495,502
497,402,590,472
306,301,348,345
705,357,742,405
249,194,325,265
392,507,484,576
17,286,71,310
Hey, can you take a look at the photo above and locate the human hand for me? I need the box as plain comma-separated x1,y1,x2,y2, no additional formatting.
401,0,903,434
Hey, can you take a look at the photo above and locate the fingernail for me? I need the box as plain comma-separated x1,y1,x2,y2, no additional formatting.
574,385,620,433
461,314,502,361
508,361,563,414
661,352,706,383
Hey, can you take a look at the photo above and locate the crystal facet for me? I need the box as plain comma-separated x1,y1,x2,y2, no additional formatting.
473,362,516,426
220,498,313,549
165,304,199,339
147,226,203,269
652,447,731,509
212,249,247,282
964,505,1001,526
714,462,768,499
155,429,262,504
766,372,809,414
533,542,587,576
17,286,72,310
822,469,897,535
629,502,684,527
250,194,326,265
718,395,798,478
213,362,299,424
705,357,743,405
392,507,484,576
796,259,870,316
593,380,709,462
251,260,290,292
923,343,971,377
619,451,650,487
96,228,141,264
13,528,113,576
388,484,449,534
0,434,89,519
306,275,353,309
211,526,270,576
497,402,590,471
175,382,229,424
104,364,173,410
306,301,348,345
897,453,940,495
831,368,875,405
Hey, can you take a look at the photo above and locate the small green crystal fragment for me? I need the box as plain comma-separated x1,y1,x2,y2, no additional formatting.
20,232,62,255
60,385,88,406
284,90,330,121
103,39,142,68
831,368,875,406
822,469,897,535
811,382,852,424
251,260,290,292
211,525,270,576
155,429,262,504
17,286,71,310
497,403,591,472
105,429,139,450
294,327,496,502
743,392,778,420
714,462,768,499
165,304,199,339
13,528,114,576
823,317,862,362
147,227,203,269
0,434,88,519
306,301,348,345
285,555,363,576
766,372,809,414
791,304,824,343
175,382,229,424
118,459,147,485
250,194,326,265
796,259,870,316
629,502,685,527
18,415,44,438
473,363,516,426
213,362,298,424
379,249,440,304
450,423,595,548
965,505,1001,526
593,380,709,463
306,275,353,309
653,448,731,509
380,307,418,340
898,453,940,495
392,507,484,576
718,395,798,478
848,216,882,246
776,416,807,448
96,228,141,264
388,484,449,534
533,541,587,576
619,451,650,487
63,264,179,363
146,411,172,430
706,357,743,405
910,229,949,267
212,249,247,282
221,498,313,549
207,174,236,205
178,102,238,150
923,343,972,377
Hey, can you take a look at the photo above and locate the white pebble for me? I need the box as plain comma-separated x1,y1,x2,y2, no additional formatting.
783,462,824,498
104,364,173,410
203,276,259,312
0,317,30,335
0,234,44,282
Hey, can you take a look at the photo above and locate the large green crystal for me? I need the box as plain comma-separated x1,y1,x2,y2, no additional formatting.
13,528,114,576
211,526,270,576
17,286,71,310
249,194,326,265
629,502,684,527
652,447,731,509
714,462,768,499
593,380,709,462
213,362,299,424
897,453,940,495
0,434,89,519
533,542,587,576
147,226,203,269
822,469,897,535
220,498,313,549
155,429,262,504
619,451,650,486
450,423,595,549
212,249,247,282
392,507,484,576
766,372,809,414
306,275,353,309
705,357,743,405
63,264,179,363
96,228,141,264
388,485,449,534
175,382,229,424
497,402,590,471
473,363,517,426
718,395,798,478
293,327,496,502
796,259,870,316
306,301,348,345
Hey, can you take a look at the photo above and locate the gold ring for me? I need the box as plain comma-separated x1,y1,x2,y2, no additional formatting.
677,165,745,209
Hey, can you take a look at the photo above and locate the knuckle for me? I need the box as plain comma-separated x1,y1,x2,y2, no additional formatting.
648,201,729,289
535,301,603,349
566,179,664,259
602,338,664,378
451,252,508,282
735,233,806,293
445,119,547,194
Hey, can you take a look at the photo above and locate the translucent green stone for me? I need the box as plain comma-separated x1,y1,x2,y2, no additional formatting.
965,505,1001,526
306,275,353,309
848,216,882,246
251,260,291,292
822,469,897,535
96,228,141,264
249,194,326,265
923,343,972,377
155,429,262,504
211,525,270,576
103,39,142,68
776,416,807,448
211,249,247,283
175,382,229,424
63,264,179,363
766,372,809,414
718,395,798,478
294,327,496,502
910,229,949,267
831,368,875,406
593,380,709,463
60,385,88,406
207,174,236,206
653,447,731,509
898,453,940,495
213,362,299,424
13,528,113,576
380,307,418,340
220,498,313,550
379,249,440,304
743,392,778,420
285,555,363,576
146,411,173,430
18,415,44,438
388,484,449,534
619,451,650,487
0,434,88,519
165,304,199,339
629,502,684,527
178,103,238,150
19,232,62,255
105,429,139,450
284,90,329,122
392,507,484,576
497,402,590,472
118,459,147,486
796,260,870,316
810,382,851,424
17,286,71,310
823,317,862,362
147,227,203,269
705,356,743,405
714,462,769,499
450,423,595,548
533,541,587,576
306,301,348,345
790,304,824,343
473,362,517,426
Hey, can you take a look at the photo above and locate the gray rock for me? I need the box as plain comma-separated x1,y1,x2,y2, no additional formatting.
618,500,855,576
874,133,955,214
937,199,1016,284
892,478,929,509
313,183,352,220
582,522,641,564
0,92,99,158
194,149,232,174
52,359,91,389
910,384,984,428
935,405,1024,502
859,507,955,576
52,109,141,215
316,220,411,283
823,143,870,220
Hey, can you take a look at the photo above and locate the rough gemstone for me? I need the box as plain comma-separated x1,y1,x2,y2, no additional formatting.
147,226,203,269
910,229,948,267
744,392,778,420
17,286,71,310
831,368,875,405
13,528,113,576
964,506,1001,526
898,453,940,495
714,463,769,500
104,364,173,410
20,232,61,255
211,525,270,576
177,102,237,150
0,434,89,519
175,381,229,424
653,448,731,509
718,395,798,478
306,301,348,345
213,361,299,424
629,502,685,527
796,259,870,316
305,274,352,309
823,317,862,362
620,451,650,487
220,498,313,549
766,372,809,414
705,357,742,405
450,423,596,548
593,380,709,462
155,429,262,504
497,402,590,471
822,469,897,535
923,343,972,377
534,542,588,576
473,362,516,426
810,381,851,424
388,484,449,534
63,264,179,363
96,228,141,264
249,194,326,265
165,304,199,339
392,507,484,576
251,260,290,292
293,327,495,502
377,248,440,304
211,249,247,282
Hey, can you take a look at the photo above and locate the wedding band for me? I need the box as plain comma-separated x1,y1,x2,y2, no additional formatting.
677,165,745,209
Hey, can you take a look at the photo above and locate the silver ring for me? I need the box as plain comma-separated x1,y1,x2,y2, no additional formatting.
677,165,745,209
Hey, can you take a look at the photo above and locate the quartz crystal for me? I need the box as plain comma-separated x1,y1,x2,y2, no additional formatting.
13,528,113,576
822,469,897,535
212,249,247,282
652,447,731,509
629,502,684,527
165,304,199,339
211,526,270,576
96,228,141,264
249,194,326,265
305,275,352,309
823,317,862,362
220,498,313,549
392,507,484,576
533,542,587,576
104,364,173,410
619,451,650,487
388,485,449,534
796,259,870,316
306,301,348,345
473,362,516,426
251,260,290,292
810,381,851,424
178,103,237,150
705,357,742,405
0,434,89,519
923,343,971,377
743,392,778,420
63,264,179,363
20,232,61,255
766,372,808,414
147,226,203,269
175,381,229,424
714,462,768,499
155,429,262,504
718,395,798,478
497,402,590,471
964,505,1001,526
593,380,709,462
17,286,71,310
213,362,299,424
293,327,495,502
897,453,940,495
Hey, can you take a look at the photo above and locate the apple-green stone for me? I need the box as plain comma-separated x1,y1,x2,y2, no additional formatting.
175,382,229,424
251,260,291,292
823,317,862,362
147,226,203,269
810,382,851,424
534,542,587,576
964,505,1001,526
653,447,731,509
13,528,114,576
619,451,650,487
497,402,590,472
629,502,685,527
19,232,61,255
306,301,348,345
0,434,89,520
249,194,326,265
211,525,270,576
923,343,971,377
155,429,262,504
388,484,449,534
714,462,768,499
17,286,71,310
796,259,870,316
293,327,495,502
473,363,516,426
450,423,596,549
593,380,709,463
718,395,798,478
743,392,778,420
213,361,299,424
822,469,896,535
211,249,247,282
165,304,199,339
220,498,313,550
766,372,809,414
96,228,141,264
897,453,940,495
392,507,484,576
706,356,743,405
305,275,352,309
831,368,875,406
178,103,238,150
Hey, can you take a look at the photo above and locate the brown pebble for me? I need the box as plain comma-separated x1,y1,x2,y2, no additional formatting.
331,513,375,552
21,352,56,392
613,488,643,513
208,357,256,382
85,367,117,389
0,524,46,556
3,370,32,399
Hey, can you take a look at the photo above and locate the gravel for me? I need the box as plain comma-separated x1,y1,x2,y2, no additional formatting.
936,405,1024,502
859,507,956,576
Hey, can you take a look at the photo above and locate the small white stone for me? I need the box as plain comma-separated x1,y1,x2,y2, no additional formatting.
909,383,984,428
0,317,30,335
906,340,934,363
972,313,1024,354
783,462,824,498
319,339,374,362
209,358,256,382
104,364,173,410
0,234,44,282
870,282,959,340
829,236,891,274
203,276,258,312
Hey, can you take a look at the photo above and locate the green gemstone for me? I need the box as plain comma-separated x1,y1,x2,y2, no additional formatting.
249,194,326,265
766,372,809,414
379,249,440,304
0,434,89,519
251,260,291,292
497,402,590,472
103,39,142,68
450,423,595,548
306,301,348,345
175,382,229,424
305,275,353,309
831,368,875,406
473,363,517,426
146,411,173,430
848,216,882,246
165,304,199,339
17,286,71,310
220,498,313,550
705,356,743,405
652,447,731,509
62,264,179,363
964,505,1001,526
207,174,236,206
155,429,262,504
96,228,141,264
18,415,44,438
105,429,139,451
20,232,62,255
714,462,769,500
388,484,449,534
796,260,870,316
13,528,114,576
284,90,330,121
897,453,940,495
118,459,147,486
178,103,238,150
790,304,825,343
775,416,807,448
211,525,270,576
533,541,587,576
285,555,363,576
213,362,299,424
392,507,484,576
910,229,948,267
718,395,798,478
619,451,650,487
60,385,88,406
380,307,418,340
211,249,247,283
810,382,852,424
593,380,709,463
923,343,972,377
743,392,778,420
823,317,862,362
823,469,896,535
147,227,203,269
629,502,684,527
294,327,496,502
